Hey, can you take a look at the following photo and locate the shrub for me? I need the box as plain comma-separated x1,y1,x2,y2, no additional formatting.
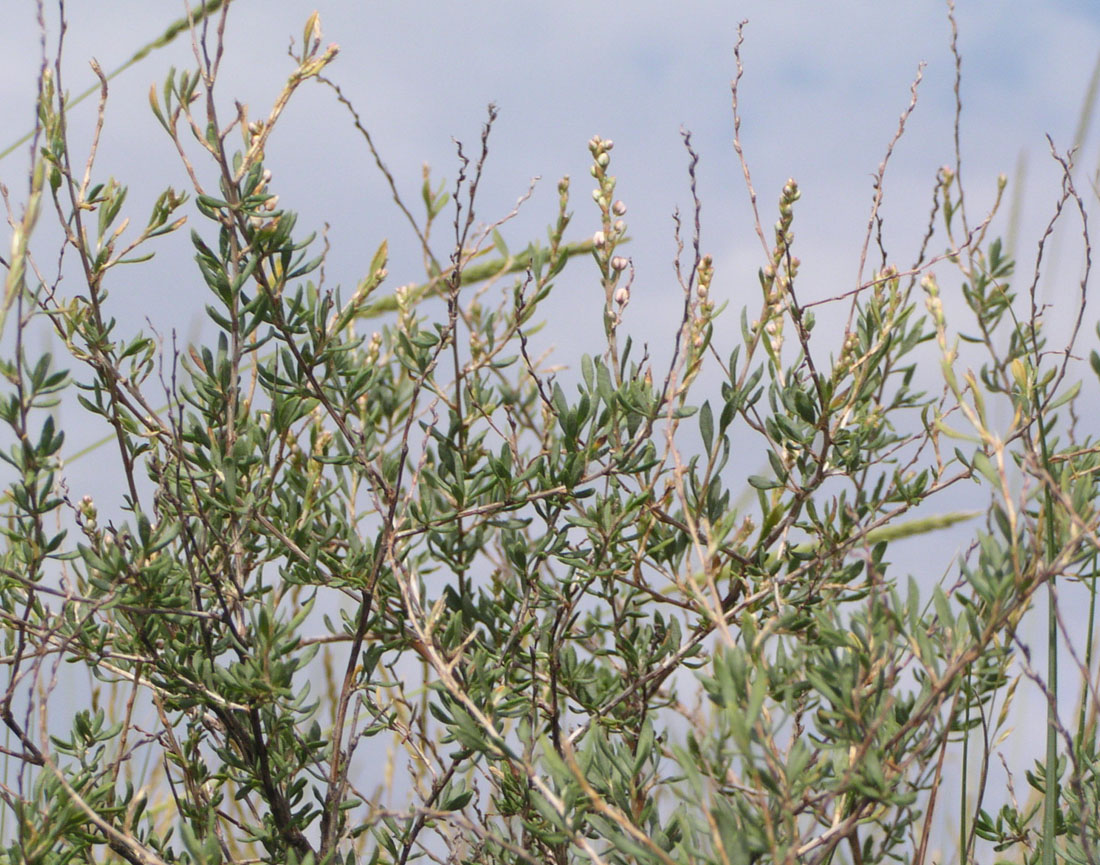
0,4,1096,864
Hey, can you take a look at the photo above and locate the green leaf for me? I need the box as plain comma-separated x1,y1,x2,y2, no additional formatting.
699,400,714,454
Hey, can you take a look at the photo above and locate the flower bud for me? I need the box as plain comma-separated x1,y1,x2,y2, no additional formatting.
593,230,606,248
612,200,627,216
614,286,629,305
611,256,628,271
79,495,98,528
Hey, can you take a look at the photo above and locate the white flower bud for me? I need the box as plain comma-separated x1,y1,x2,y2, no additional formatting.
612,200,627,216
610,256,628,271
593,231,606,248
614,286,629,305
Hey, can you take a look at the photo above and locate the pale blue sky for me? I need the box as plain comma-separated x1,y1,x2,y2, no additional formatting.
1,19,1096,564
3,0,1090,532
3,0,1098,638
4,2,1098,356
